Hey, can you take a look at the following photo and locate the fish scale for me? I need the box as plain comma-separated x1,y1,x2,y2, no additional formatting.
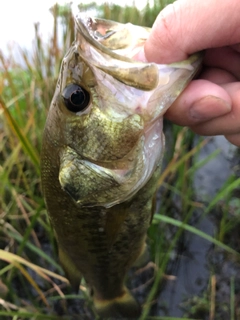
41,15,202,318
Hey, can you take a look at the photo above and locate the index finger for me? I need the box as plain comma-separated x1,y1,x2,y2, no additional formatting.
144,0,240,63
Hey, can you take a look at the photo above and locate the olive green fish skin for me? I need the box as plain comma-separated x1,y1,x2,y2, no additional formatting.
41,16,202,317
41,46,160,305
42,137,160,298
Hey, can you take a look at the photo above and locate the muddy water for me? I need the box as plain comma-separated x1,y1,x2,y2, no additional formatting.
154,216,214,317
193,135,237,199
152,135,239,318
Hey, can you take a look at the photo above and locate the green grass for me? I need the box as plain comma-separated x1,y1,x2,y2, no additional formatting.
0,1,240,319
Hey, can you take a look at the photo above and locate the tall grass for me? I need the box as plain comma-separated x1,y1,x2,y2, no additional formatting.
0,1,239,319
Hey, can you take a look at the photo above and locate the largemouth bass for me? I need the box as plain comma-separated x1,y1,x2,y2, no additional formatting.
41,15,201,319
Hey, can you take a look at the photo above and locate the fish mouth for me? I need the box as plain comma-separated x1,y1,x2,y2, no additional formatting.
74,15,202,122
75,15,134,62
75,15,160,91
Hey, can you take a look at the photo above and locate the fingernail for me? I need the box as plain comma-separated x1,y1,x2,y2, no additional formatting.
190,96,231,121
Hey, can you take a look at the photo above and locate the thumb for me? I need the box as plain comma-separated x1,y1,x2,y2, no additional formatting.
144,0,240,63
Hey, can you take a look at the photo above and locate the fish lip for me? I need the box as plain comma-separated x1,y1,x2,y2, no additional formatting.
75,15,134,63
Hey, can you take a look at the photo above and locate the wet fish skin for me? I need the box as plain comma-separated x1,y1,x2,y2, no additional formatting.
41,15,202,318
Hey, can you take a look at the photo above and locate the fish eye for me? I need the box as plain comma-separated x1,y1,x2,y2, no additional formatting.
62,84,90,112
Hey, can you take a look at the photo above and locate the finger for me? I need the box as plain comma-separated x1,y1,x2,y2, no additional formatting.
189,82,240,136
165,80,232,126
231,43,240,53
144,0,240,63
225,133,240,147
200,67,237,85
204,47,240,80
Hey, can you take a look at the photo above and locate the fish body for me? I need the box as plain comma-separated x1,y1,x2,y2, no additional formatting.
41,15,201,318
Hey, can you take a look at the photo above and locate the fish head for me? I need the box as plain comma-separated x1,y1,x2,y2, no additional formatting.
45,16,202,208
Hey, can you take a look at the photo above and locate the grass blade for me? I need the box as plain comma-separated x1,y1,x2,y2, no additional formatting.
153,214,240,258
0,250,67,283
0,96,40,174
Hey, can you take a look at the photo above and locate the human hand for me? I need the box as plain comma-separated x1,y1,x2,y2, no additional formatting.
143,0,240,146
